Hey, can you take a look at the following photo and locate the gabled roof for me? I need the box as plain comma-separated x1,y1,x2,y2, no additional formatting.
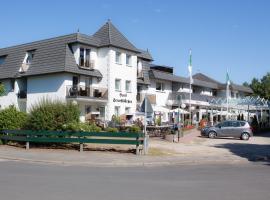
192,73,222,84
193,73,253,93
137,49,153,61
0,33,102,79
93,20,139,52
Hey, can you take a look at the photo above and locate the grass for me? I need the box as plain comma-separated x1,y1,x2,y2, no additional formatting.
148,147,176,156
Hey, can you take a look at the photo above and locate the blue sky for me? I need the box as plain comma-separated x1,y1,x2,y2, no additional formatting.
1,0,269,84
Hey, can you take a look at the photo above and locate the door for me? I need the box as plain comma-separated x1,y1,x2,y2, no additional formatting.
219,121,232,137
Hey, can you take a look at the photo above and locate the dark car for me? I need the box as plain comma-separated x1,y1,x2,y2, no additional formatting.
201,120,253,140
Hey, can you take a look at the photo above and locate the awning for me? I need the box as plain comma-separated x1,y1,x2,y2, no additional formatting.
169,108,189,114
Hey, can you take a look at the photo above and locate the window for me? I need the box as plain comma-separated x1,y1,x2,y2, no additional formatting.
125,107,131,114
79,48,91,67
115,79,121,91
79,48,84,66
25,50,35,65
125,80,131,92
115,51,121,64
156,82,164,91
99,107,105,118
115,106,120,116
85,49,90,67
0,55,6,65
126,54,131,66
85,105,91,114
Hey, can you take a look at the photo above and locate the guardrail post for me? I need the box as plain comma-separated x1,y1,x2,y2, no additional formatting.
26,134,29,150
143,134,149,155
136,136,139,155
80,143,83,152
26,141,29,150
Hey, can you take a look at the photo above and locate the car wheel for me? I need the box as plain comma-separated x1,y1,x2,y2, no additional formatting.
241,133,250,141
208,131,216,139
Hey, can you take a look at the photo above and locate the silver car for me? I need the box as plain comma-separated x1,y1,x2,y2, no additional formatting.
201,120,253,140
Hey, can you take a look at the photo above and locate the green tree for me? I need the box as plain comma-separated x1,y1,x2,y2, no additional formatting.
243,72,270,100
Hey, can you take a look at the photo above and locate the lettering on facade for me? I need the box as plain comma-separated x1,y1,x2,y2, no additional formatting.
113,98,132,103
120,93,127,97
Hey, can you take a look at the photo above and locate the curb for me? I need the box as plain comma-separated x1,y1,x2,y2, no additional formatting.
0,155,250,168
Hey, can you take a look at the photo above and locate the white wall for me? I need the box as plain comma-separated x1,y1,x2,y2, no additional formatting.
106,48,137,120
0,79,18,110
26,73,72,111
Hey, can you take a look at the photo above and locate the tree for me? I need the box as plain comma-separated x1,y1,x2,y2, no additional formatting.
243,72,270,100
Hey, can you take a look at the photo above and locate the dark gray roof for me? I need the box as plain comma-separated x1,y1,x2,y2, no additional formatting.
193,73,253,93
219,83,253,94
150,70,189,83
137,49,153,61
150,70,219,89
93,20,139,53
0,33,102,79
192,73,221,84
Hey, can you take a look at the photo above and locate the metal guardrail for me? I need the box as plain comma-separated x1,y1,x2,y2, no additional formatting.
0,130,144,155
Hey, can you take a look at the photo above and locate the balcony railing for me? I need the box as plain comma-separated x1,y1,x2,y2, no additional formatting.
66,85,108,100
167,92,218,106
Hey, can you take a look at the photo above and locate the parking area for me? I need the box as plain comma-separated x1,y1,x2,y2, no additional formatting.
150,130,270,163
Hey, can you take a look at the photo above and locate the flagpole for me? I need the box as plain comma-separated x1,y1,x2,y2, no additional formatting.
226,69,230,120
188,49,192,125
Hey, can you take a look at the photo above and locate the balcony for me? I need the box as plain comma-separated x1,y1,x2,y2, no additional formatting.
66,85,108,103
136,93,156,104
167,92,218,106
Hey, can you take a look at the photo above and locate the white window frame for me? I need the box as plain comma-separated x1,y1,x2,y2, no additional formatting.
125,80,131,92
156,82,164,91
114,106,120,116
115,79,121,91
125,107,131,114
79,47,91,67
115,51,121,64
126,54,131,66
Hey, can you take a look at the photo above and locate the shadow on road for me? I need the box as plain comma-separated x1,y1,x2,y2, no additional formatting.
214,143,270,165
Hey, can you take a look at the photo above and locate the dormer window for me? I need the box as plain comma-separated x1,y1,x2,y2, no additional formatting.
0,55,7,65
79,48,91,68
25,50,35,65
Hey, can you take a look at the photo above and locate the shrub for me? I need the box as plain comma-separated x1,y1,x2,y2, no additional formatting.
26,99,80,131
0,105,28,130
129,125,141,133
155,116,161,126
0,83,5,96
105,127,119,132
62,122,101,132
251,116,259,133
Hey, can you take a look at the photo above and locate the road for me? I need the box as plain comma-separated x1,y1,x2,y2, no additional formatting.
0,161,269,200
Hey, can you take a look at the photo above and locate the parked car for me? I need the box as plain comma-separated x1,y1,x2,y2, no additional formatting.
201,120,253,140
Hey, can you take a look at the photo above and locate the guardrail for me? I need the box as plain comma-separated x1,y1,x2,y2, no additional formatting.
0,130,144,155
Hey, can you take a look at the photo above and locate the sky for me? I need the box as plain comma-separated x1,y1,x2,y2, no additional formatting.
1,0,270,84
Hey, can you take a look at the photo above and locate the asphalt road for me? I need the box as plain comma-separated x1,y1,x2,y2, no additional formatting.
0,162,270,200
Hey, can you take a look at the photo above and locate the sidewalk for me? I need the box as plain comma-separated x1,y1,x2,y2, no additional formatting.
1,129,268,167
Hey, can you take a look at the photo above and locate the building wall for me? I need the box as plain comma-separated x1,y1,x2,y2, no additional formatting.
0,79,19,110
26,73,72,111
106,48,137,120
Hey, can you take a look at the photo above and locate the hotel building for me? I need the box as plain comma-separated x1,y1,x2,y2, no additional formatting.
0,21,256,123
